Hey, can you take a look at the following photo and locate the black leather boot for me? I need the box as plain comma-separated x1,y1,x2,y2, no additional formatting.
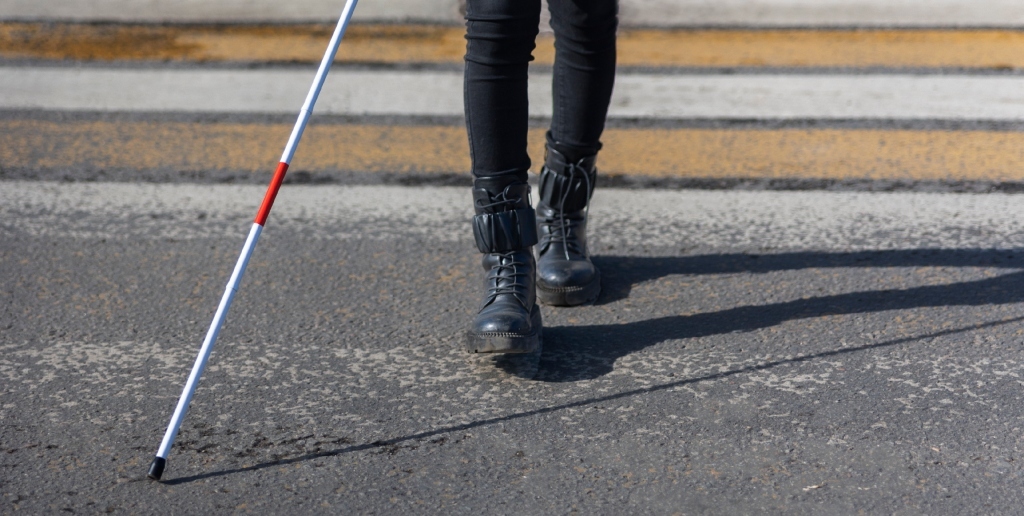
466,177,542,353
535,146,600,306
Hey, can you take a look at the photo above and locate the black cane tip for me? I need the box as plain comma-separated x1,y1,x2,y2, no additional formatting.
147,456,166,481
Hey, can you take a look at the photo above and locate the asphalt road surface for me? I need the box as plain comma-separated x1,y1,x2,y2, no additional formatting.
5,0,1024,513
4,183,1024,513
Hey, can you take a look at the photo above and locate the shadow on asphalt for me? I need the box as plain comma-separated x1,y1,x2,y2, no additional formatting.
593,249,1020,305
529,249,1023,382
161,248,1024,485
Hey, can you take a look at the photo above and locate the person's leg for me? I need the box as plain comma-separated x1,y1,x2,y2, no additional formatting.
464,0,544,353
535,0,618,306
547,0,618,161
464,0,540,183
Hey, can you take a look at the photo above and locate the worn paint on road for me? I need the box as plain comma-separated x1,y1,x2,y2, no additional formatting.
6,22,1024,70
6,181,1024,250
5,119,1024,183
4,181,1024,513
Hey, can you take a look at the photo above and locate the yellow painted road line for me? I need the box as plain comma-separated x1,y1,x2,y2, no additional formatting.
5,119,1024,182
5,23,1024,69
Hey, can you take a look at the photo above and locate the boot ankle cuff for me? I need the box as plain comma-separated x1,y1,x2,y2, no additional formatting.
473,207,538,253
545,131,601,164
538,150,597,213
472,182,532,213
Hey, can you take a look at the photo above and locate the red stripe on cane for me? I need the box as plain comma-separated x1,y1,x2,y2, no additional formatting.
254,162,289,226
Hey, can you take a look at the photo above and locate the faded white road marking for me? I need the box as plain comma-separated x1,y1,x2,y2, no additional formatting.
8,68,1024,120
4,181,1024,251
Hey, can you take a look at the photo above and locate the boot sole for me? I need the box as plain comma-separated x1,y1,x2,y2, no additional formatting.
537,270,601,307
465,305,543,354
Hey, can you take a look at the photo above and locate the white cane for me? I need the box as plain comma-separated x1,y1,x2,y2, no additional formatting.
148,0,360,481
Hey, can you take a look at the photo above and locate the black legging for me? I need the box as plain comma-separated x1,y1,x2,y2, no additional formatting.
464,0,618,182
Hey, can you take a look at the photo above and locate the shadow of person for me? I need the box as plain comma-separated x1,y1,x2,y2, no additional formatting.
162,249,1024,484
593,249,1021,305
514,249,1024,382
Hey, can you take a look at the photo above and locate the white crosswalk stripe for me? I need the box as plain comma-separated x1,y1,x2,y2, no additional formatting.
7,67,1024,120
2,0,1023,26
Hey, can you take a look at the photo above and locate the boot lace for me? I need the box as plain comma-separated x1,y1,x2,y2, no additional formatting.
485,252,529,308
